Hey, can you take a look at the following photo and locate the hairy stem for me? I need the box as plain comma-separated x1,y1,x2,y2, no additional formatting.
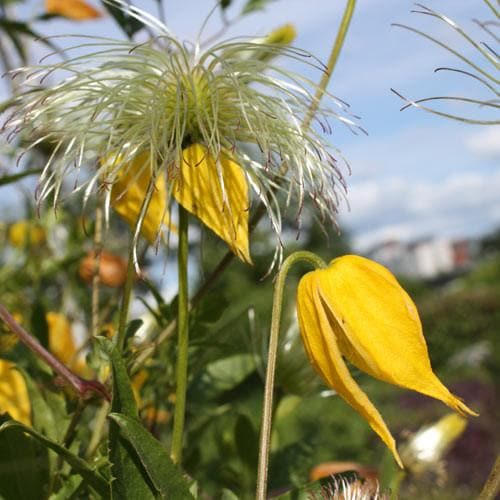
479,455,500,500
302,0,357,130
91,205,103,338
256,251,326,500
171,206,190,464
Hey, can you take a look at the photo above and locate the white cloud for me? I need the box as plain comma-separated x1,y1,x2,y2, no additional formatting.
343,169,500,250
466,127,500,159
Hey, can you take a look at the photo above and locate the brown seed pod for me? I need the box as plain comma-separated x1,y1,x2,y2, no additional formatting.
78,251,128,288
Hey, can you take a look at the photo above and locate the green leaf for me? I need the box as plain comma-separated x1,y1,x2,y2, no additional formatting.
20,367,68,442
0,168,43,187
0,419,109,498
99,338,156,499
109,413,194,499
241,0,274,15
30,301,49,348
206,354,256,392
219,0,232,9
100,1,144,39
0,415,49,500
0,19,62,54
49,475,83,500
234,414,258,470
192,293,229,325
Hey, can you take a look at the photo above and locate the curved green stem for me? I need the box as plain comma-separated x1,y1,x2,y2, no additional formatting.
171,206,190,464
256,251,326,500
479,455,500,500
302,0,357,130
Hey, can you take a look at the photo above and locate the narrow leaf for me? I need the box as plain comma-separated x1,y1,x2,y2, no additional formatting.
99,338,156,499
109,413,194,499
0,416,49,500
0,419,109,497
0,169,42,187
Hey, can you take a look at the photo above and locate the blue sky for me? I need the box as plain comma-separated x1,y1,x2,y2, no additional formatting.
2,0,499,250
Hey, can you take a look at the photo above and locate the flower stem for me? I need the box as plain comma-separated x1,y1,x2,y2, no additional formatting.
0,304,110,401
91,205,103,338
116,239,136,352
256,251,326,500
171,205,190,464
115,175,157,352
479,455,500,500
302,0,357,130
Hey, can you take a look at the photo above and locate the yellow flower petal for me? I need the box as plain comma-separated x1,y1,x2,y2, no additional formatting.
296,254,477,467
315,256,476,417
173,144,252,264
45,0,102,20
0,359,31,425
297,274,402,467
108,152,171,244
47,312,89,377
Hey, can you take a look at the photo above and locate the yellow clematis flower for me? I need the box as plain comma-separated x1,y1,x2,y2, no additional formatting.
109,144,251,263
0,359,31,425
106,152,171,245
173,144,252,264
296,254,476,467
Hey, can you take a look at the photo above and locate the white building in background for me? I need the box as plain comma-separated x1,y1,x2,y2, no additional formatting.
367,237,476,279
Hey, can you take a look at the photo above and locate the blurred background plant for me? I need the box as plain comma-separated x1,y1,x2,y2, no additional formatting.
0,0,498,499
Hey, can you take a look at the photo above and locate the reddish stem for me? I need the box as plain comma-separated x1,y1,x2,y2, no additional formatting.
0,303,110,402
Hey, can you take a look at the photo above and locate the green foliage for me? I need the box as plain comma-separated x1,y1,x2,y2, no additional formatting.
109,413,194,499
0,418,109,497
0,416,49,500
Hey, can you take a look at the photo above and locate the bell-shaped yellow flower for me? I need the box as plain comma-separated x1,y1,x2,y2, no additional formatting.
296,254,476,467
173,144,252,264
107,152,171,245
0,359,31,425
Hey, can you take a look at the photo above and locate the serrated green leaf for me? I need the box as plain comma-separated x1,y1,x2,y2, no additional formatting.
0,168,43,187
0,415,49,500
109,413,194,499
99,338,156,499
0,419,109,498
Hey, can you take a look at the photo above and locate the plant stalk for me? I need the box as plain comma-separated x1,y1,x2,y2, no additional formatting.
256,251,326,500
302,0,357,130
479,455,500,500
171,206,190,464
0,304,110,401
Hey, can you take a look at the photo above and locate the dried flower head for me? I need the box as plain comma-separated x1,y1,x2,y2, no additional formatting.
4,0,360,264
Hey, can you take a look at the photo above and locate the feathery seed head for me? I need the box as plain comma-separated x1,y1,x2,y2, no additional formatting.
3,2,361,259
